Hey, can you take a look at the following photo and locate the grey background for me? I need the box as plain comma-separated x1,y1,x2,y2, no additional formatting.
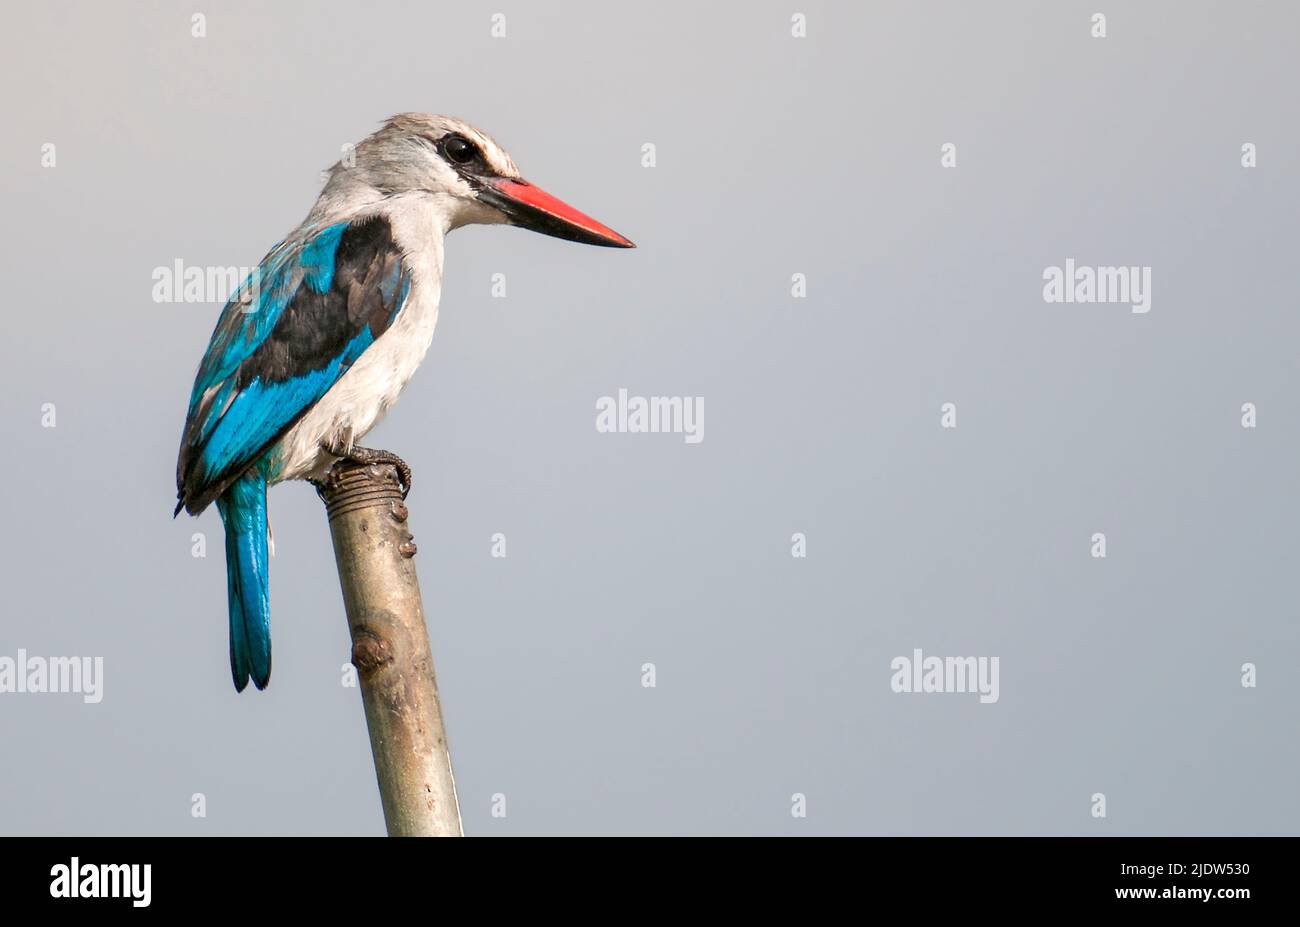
2,0,1297,835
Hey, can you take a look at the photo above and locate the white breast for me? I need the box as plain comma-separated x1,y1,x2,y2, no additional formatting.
272,195,447,483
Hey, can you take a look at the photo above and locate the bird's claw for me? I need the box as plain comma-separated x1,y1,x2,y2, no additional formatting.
324,441,413,498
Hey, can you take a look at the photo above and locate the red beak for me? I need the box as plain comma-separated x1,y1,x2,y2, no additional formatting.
477,177,635,249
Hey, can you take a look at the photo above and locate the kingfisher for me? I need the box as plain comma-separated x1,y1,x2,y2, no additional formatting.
175,113,634,692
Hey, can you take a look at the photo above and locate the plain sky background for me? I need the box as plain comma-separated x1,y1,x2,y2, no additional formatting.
3,1,1298,835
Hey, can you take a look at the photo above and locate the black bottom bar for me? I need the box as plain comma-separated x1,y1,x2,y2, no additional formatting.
0,836,1277,913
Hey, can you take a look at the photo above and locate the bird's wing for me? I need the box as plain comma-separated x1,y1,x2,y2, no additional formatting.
176,215,410,514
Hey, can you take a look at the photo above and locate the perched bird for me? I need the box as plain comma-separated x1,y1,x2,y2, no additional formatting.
176,113,634,691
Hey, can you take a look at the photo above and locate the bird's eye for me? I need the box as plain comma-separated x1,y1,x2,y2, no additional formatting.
443,135,478,165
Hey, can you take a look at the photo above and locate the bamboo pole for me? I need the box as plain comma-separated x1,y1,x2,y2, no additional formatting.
320,459,462,837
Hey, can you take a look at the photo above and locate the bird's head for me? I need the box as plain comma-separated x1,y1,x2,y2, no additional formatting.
330,113,634,248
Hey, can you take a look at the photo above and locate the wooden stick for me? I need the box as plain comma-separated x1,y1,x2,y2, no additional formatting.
320,459,462,837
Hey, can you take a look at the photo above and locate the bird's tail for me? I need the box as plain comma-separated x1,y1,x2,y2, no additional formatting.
216,473,272,691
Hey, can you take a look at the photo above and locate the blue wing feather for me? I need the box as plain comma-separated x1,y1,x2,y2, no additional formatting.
186,238,302,410
195,326,378,484
176,216,409,514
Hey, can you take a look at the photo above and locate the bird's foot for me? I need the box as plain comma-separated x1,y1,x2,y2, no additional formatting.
323,440,413,498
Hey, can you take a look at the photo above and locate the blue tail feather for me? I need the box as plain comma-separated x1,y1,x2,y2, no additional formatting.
216,473,271,691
